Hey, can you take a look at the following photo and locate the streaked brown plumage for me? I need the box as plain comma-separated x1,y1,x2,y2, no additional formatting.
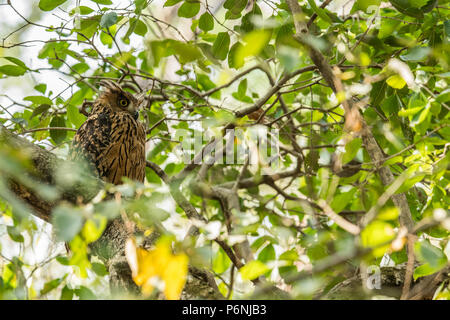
69,80,146,184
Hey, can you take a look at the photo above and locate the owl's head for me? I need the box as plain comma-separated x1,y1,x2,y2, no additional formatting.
98,80,145,118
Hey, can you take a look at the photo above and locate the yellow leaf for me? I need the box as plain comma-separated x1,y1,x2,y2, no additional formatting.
234,29,272,68
360,52,371,66
386,74,406,89
361,221,396,257
69,235,91,278
125,237,188,299
377,207,399,221
336,91,346,103
240,260,270,280
81,215,107,243
162,253,188,300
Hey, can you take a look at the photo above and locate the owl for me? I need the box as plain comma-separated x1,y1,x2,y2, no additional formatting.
69,80,146,184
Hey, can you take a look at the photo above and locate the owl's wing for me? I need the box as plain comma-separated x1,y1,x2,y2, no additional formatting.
69,112,112,178
96,114,146,184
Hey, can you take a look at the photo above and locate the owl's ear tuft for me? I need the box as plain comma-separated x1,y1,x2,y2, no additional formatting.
99,80,122,92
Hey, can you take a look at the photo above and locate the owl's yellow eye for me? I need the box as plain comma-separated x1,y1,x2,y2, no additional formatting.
119,99,128,107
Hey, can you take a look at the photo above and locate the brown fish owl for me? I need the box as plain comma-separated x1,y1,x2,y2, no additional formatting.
70,80,146,184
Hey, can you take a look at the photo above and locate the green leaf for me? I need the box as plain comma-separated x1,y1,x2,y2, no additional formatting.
60,285,74,300
30,104,51,119
169,40,203,64
413,240,447,280
258,244,275,262
444,20,450,43
232,79,253,103
0,65,27,77
3,57,29,70
91,262,108,276
7,226,24,243
74,286,96,300
52,205,84,242
133,19,148,36
72,62,90,74
134,0,147,13
178,1,200,18
410,105,430,126
379,18,401,39
389,0,436,18
410,0,429,7
49,116,67,144
56,256,70,266
34,84,47,94
76,16,100,39
39,0,67,11
380,94,400,115
212,32,230,60
212,247,231,274
100,11,118,28
395,172,426,194
398,106,423,117
67,104,86,128
307,0,332,25
436,89,450,103
90,0,113,4
24,95,53,106
251,235,276,251
342,138,362,164
421,0,437,12
224,0,248,19
413,263,438,280
415,240,447,268
70,6,94,15
164,0,183,6
199,12,214,31
100,30,113,46
279,249,299,261
351,0,381,12
237,78,247,97
94,201,120,220
68,236,91,278
240,260,270,280
41,277,65,295
330,188,356,213
400,47,430,62
430,102,441,115
205,109,235,126
38,41,71,68
228,41,241,69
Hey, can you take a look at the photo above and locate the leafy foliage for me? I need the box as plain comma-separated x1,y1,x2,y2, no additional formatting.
0,0,449,300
